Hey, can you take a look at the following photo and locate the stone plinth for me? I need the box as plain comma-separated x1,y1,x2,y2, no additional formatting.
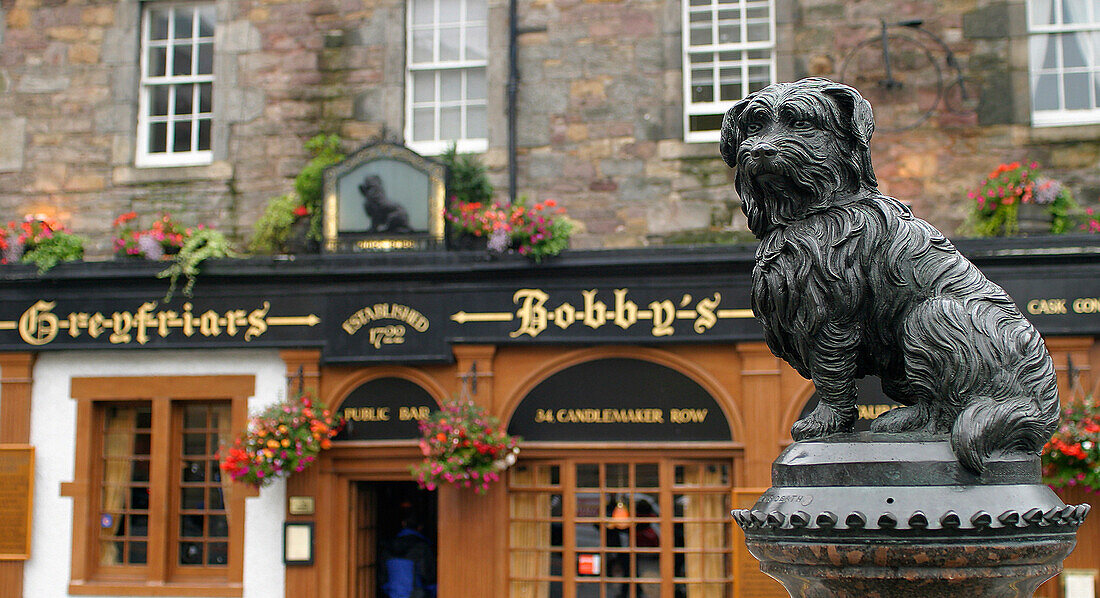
732,433,1090,598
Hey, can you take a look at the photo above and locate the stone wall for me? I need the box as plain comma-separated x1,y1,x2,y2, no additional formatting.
2,0,1100,255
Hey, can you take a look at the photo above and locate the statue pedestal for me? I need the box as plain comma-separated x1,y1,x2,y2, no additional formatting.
733,433,1090,598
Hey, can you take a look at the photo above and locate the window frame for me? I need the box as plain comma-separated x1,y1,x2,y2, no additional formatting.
681,0,777,143
404,0,489,156
1027,0,1100,127
507,457,736,597
66,375,254,597
135,1,216,168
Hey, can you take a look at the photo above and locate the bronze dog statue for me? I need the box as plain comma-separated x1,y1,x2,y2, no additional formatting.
720,78,1059,473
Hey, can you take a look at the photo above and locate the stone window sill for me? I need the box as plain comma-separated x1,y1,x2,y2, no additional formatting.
112,161,234,185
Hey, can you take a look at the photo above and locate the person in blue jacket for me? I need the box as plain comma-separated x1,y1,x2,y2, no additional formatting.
380,512,437,598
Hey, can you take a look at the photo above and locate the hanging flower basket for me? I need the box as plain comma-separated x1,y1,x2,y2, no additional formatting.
219,390,344,488
410,398,520,495
1042,395,1100,494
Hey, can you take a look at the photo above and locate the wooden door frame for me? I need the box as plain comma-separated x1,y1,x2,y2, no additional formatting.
317,444,427,598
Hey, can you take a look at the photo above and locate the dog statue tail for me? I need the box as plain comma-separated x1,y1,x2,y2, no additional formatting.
950,325,1060,474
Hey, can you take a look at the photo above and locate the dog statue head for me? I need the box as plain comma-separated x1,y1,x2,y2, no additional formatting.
719,78,879,237
359,175,385,205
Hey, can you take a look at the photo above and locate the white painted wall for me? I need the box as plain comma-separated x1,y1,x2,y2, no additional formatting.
24,349,288,598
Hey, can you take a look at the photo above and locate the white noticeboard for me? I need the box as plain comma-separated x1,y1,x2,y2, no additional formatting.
1064,569,1098,598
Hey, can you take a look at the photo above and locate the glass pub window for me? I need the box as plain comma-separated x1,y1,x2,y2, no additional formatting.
96,401,231,576
406,0,489,155
99,405,153,567
508,460,734,598
1028,0,1100,126
682,0,776,142
177,403,231,568
137,2,215,167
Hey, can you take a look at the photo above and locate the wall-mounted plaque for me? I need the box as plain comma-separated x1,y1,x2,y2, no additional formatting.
0,445,34,560
323,142,446,252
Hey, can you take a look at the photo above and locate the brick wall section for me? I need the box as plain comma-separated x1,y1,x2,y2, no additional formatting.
2,0,1100,255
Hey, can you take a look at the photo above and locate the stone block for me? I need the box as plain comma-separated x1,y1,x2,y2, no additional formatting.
526,152,566,179
93,103,131,134
599,158,644,177
111,133,133,165
65,173,107,192
101,28,138,64
81,5,115,26
220,20,263,53
0,117,26,172
17,73,69,93
569,77,606,107
225,88,265,123
46,25,83,41
7,8,31,29
109,65,138,102
340,120,382,141
976,70,1014,126
963,4,1011,40
31,166,66,192
69,42,100,64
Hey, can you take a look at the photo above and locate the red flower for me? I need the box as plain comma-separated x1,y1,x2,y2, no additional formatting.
293,205,310,217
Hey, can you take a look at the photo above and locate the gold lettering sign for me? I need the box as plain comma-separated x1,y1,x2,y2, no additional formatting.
341,303,431,350
0,446,34,560
1022,296,1100,315
1072,297,1100,313
342,405,431,422
356,239,418,250
2,300,320,347
857,404,897,420
451,288,752,339
1027,299,1068,315
532,408,709,425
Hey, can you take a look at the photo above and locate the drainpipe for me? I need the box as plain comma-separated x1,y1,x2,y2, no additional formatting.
507,0,520,204
506,0,545,204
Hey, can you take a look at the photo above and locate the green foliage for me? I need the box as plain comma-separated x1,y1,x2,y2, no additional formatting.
294,134,344,241
440,144,493,204
157,227,235,302
249,193,305,254
22,231,85,273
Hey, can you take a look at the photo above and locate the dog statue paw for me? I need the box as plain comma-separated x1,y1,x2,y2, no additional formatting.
791,403,856,442
719,78,1060,474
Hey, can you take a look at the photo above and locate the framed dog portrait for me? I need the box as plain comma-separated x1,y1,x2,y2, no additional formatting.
322,141,446,252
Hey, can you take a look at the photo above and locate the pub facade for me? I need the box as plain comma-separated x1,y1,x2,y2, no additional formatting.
1,237,1099,598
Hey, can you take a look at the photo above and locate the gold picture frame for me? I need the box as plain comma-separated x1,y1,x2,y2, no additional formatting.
322,142,446,252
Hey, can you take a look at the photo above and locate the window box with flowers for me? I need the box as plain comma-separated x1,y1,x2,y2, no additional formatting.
410,399,520,495
1042,395,1100,494
112,212,187,259
964,161,1082,237
1,216,85,272
219,390,344,488
445,197,574,262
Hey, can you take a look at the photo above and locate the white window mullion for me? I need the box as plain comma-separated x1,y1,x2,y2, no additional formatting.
406,0,487,155
137,1,215,167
